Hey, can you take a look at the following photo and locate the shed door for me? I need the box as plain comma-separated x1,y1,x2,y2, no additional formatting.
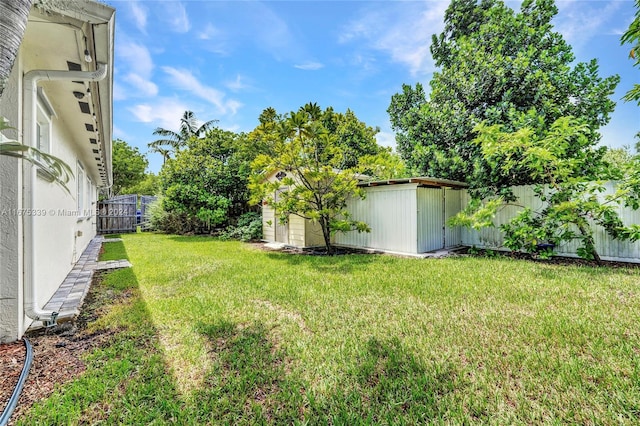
274,189,289,244
417,187,444,252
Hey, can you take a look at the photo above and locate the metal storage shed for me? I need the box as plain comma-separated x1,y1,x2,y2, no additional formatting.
334,177,468,255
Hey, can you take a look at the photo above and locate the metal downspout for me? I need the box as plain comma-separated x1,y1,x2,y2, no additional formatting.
22,64,107,326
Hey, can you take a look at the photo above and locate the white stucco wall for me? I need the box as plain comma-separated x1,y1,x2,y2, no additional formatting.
30,111,97,325
1,54,100,341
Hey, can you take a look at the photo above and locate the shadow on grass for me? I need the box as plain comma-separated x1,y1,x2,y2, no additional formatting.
192,321,306,424
314,337,464,424
265,250,380,275
20,237,464,424
17,244,185,425
192,320,464,424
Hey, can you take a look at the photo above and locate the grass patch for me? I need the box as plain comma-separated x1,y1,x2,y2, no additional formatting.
18,234,640,424
98,239,127,262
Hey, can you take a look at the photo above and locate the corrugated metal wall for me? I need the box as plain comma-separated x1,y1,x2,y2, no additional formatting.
444,188,463,248
335,185,419,254
417,188,443,252
460,182,640,262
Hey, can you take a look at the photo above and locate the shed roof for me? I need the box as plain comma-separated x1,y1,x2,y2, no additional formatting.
358,177,468,189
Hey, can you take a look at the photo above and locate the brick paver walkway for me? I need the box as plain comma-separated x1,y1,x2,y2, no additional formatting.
38,236,131,321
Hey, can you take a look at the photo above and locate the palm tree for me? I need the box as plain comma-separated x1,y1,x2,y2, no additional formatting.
148,145,171,165
0,0,34,99
148,111,217,158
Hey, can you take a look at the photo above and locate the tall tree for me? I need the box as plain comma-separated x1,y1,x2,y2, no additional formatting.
451,118,640,262
389,0,619,194
159,127,251,233
112,139,148,195
622,0,640,105
250,103,375,254
148,111,217,159
621,0,640,149
0,0,33,99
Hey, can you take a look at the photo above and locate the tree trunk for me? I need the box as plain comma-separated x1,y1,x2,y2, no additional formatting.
0,0,33,99
320,215,334,255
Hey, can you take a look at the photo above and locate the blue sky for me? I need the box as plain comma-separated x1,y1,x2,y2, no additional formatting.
108,0,640,174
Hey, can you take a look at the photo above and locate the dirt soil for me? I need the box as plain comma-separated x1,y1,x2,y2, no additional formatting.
0,273,114,424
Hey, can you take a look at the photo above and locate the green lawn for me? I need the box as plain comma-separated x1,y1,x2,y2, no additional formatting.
19,234,640,424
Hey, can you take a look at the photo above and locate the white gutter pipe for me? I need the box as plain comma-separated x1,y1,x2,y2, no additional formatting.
22,63,108,326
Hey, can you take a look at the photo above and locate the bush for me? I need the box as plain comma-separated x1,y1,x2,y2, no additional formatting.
220,212,262,242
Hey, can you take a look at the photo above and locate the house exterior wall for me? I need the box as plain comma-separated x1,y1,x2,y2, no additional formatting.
335,185,419,254
0,0,113,341
460,183,640,263
31,116,97,323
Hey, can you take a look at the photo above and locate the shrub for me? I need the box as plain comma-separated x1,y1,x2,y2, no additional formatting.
220,212,262,242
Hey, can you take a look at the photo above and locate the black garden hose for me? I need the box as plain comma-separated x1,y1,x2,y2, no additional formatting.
0,338,33,426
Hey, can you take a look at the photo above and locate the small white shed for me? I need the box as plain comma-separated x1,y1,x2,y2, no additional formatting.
261,171,328,248
334,177,468,255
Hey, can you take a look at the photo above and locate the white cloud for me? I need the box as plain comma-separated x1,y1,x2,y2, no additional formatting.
123,73,158,97
294,61,324,71
129,2,148,34
554,0,623,50
225,74,250,92
198,23,219,40
162,2,190,34
113,81,127,101
376,131,396,149
129,98,190,130
118,40,154,77
162,67,242,115
339,1,448,76
242,2,302,61
115,39,156,99
112,124,131,140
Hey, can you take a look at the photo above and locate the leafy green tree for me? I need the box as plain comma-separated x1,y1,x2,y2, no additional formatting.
622,0,640,105
325,108,382,169
451,118,640,262
112,139,148,196
148,110,217,159
250,103,375,254
124,173,160,196
159,127,251,233
357,148,408,180
389,0,619,193
621,0,640,148
603,146,635,180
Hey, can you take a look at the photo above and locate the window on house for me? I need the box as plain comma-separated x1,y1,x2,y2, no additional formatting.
36,90,53,154
86,175,94,217
77,162,85,215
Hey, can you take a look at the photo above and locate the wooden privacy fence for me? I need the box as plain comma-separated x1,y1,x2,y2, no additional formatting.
140,195,157,231
97,195,157,234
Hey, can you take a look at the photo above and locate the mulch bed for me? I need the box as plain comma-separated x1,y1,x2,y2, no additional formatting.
0,341,26,416
0,273,115,424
